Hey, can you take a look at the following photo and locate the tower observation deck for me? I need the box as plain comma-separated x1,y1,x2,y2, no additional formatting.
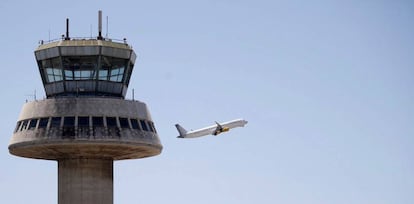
9,11,162,204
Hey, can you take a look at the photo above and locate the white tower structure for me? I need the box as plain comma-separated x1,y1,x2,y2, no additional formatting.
9,11,162,204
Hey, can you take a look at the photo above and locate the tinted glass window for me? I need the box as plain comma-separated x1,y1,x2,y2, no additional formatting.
64,117,75,127
140,120,149,131
92,117,104,127
149,122,157,133
51,117,61,127
42,57,62,83
38,118,49,128
119,117,129,128
28,119,38,129
78,116,89,127
45,68,63,82
106,117,117,127
130,119,140,130
14,121,21,132
147,121,154,132
62,56,98,80
101,57,127,82
20,120,29,131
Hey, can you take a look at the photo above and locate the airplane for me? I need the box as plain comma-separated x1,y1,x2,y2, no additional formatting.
175,118,248,138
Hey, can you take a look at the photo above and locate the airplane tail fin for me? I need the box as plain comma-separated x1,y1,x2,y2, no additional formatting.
175,124,187,138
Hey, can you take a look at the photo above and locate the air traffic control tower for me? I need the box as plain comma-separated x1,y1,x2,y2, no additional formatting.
9,11,162,204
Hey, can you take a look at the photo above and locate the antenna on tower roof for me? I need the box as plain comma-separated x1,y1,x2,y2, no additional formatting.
65,18,70,40
106,15,109,38
98,10,103,40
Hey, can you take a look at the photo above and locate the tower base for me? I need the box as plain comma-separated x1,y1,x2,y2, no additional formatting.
58,159,113,204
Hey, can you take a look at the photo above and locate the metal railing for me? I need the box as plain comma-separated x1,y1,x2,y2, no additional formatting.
39,36,130,46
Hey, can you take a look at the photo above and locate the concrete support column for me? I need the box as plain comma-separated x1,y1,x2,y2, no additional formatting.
58,158,113,204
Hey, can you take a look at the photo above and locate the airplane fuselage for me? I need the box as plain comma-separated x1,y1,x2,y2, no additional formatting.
176,119,248,138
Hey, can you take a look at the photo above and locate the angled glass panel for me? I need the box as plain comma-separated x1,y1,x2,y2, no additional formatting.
78,116,89,127
20,120,29,131
14,121,21,133
99,70,108,80
106,117,117,127
92,117,104,127
100,56,127,82
38,118,49,128
41,57,62,83
51,117,61,127
119,117,129,128
130,119,140,130
149,121,157,133
63,116,75,127
65,70,74,80
140,120,149,131
28,119,38,130
62,56,98,80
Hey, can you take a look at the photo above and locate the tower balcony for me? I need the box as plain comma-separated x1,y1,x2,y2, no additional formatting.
9,97,162,160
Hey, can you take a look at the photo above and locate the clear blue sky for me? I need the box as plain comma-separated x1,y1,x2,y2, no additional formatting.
1,0,413,203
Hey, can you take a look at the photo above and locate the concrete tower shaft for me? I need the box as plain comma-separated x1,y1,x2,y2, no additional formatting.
9,12,162,204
